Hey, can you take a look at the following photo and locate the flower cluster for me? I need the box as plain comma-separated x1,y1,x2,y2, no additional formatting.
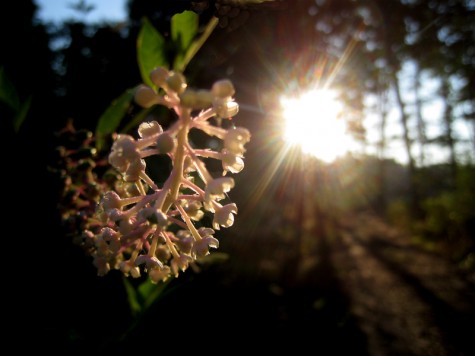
85,67,250,283
53,120,119,248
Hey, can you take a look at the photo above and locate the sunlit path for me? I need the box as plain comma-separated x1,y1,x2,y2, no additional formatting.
331,212,475,356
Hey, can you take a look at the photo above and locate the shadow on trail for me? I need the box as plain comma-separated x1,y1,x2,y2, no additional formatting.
336,213,475,356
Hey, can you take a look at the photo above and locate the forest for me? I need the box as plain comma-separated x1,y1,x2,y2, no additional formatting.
3,0,475,354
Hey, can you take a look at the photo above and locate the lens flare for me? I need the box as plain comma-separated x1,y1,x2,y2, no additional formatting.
281,89,356,162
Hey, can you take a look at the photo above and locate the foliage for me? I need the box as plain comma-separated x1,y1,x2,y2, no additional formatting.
95,10,217,151
95,89,136,151
418,165,475,263
137,17,168,88
0,67,32,133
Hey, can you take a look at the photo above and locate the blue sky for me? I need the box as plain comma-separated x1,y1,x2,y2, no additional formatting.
35,0,127,23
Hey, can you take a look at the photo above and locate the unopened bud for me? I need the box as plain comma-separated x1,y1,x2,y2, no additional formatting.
212,79,235,98
179,89,197,108
150,67,170,88
166,72,187,94
138,121,163,138
195,90,213,109
135,85,160,108
156,133,176,154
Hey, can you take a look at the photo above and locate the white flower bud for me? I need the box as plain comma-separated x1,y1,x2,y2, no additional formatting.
120,260,141,278
193,227,219,258
156,133,176,154
166,72,187,94
182,200,204,221
192,227,218,257
179,89,198,108
100,227,117,241
171,254,193,277
109,135,139,172
221,151,244,174
205,177,235,209
193,237,219,258
109,235,121,253
212,79,235,98
138,121,163,138
155,245,171,262
101,191,122,212
81,230,95,248
206,177,235,196
214,99,239,119
135,255,163,270
175,230,194,254
135,84,161,108
195,90,213,109
224,127,251,155
95,236,109,253
118,218,134,235
180,89,213,110
213,203,237,230
150,67,170,88
130,266,141,278
124,158,146,182
149,266,171,284
108,208,124,222
198,227,215,238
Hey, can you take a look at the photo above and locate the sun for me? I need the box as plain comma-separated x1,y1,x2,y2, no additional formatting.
280,89,354,162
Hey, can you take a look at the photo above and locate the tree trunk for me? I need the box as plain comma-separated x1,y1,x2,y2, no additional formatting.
441,79,458,186
377,3,421,217
391,69,421,216
377,88,389,212
414,66,427,166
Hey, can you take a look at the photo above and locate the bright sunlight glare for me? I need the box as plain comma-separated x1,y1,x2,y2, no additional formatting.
281,89,355,162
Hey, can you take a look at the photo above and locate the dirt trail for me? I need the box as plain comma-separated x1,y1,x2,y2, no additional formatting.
62,211,475,354
330,213,475,356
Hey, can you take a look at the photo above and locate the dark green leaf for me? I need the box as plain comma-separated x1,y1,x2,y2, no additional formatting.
138,278,172,310
137,18,168,87
95,88,134,151
175,16,218,72
0,67,20,111
123,278,142,316
171,11,198,55
13,95,32,133
137,278,155,300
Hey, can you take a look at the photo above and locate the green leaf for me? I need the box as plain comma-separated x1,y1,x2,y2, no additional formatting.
171,11,200,71
137,18,168,87
123,278,142,316
0,67,20,111
95,88,134,151
174,16,218,72
138,278,172,311
13,95,32,133
171,11,198,54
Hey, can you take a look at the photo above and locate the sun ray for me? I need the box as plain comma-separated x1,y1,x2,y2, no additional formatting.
280,88,357,162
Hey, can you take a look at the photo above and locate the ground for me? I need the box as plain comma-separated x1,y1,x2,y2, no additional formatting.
37,211,475,355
